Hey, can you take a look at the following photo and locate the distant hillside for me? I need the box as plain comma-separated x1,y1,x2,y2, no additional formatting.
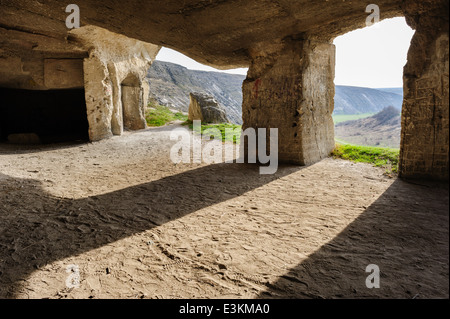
335,106,401,149
333,86,403,115
147,61,245,124
375,88,404,96
146,61,404,123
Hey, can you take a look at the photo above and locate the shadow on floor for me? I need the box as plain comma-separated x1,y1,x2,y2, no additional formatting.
256,179,449,299
0,163,302,298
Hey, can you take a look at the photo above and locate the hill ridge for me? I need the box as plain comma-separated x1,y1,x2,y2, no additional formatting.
146,60,404,123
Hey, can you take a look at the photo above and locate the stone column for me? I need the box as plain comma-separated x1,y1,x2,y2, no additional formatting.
399,6,449,180
242,38,335,165
83,55,114,142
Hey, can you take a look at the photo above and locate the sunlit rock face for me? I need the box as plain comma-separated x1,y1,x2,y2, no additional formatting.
188,92,229,124
71,26,160,141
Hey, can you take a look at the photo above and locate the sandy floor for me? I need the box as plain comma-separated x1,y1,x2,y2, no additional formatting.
0,124,448,299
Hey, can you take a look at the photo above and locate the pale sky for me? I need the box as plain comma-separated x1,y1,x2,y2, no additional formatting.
156,48,249,75
334,17,415,88
155,17,415,88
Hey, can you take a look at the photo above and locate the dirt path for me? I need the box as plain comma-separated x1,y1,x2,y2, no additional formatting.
0,124,448,299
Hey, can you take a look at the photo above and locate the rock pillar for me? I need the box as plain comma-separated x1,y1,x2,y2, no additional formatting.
400,5,449,180
242,38,335,165
84,55,115,142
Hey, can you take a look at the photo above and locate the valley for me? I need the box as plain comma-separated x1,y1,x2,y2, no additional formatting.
147,61,403,148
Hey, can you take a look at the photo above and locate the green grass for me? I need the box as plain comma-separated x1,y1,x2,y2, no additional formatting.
145,102,188,127
332,142,400,175
188,122,242,144
332,113,375,124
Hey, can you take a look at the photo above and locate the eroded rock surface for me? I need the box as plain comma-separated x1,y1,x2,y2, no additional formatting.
242,38,336,165
399,6,449,180
0,23,160,142
71,26,160,140
188,92,229,124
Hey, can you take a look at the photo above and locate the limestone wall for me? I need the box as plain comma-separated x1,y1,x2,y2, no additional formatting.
399,8,449,180
0,0,405,69
0,23,160,142
0,27,87,91
242,38,335,165
70,26,160,141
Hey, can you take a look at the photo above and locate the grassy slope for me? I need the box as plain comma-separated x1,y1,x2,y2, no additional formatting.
332,143,399,175
145,103,188,127
190,124,400,176
145,103,398,175
190,122,242,144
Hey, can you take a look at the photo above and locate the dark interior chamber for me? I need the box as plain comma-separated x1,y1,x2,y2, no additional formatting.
0,88,89,143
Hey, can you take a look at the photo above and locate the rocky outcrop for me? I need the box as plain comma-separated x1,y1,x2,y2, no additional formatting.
188,93,229,124
147,61,244,124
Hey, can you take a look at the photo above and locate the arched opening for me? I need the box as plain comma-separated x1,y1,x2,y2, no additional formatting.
147,47,247,125
120,73,146,131
332,17,415,150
